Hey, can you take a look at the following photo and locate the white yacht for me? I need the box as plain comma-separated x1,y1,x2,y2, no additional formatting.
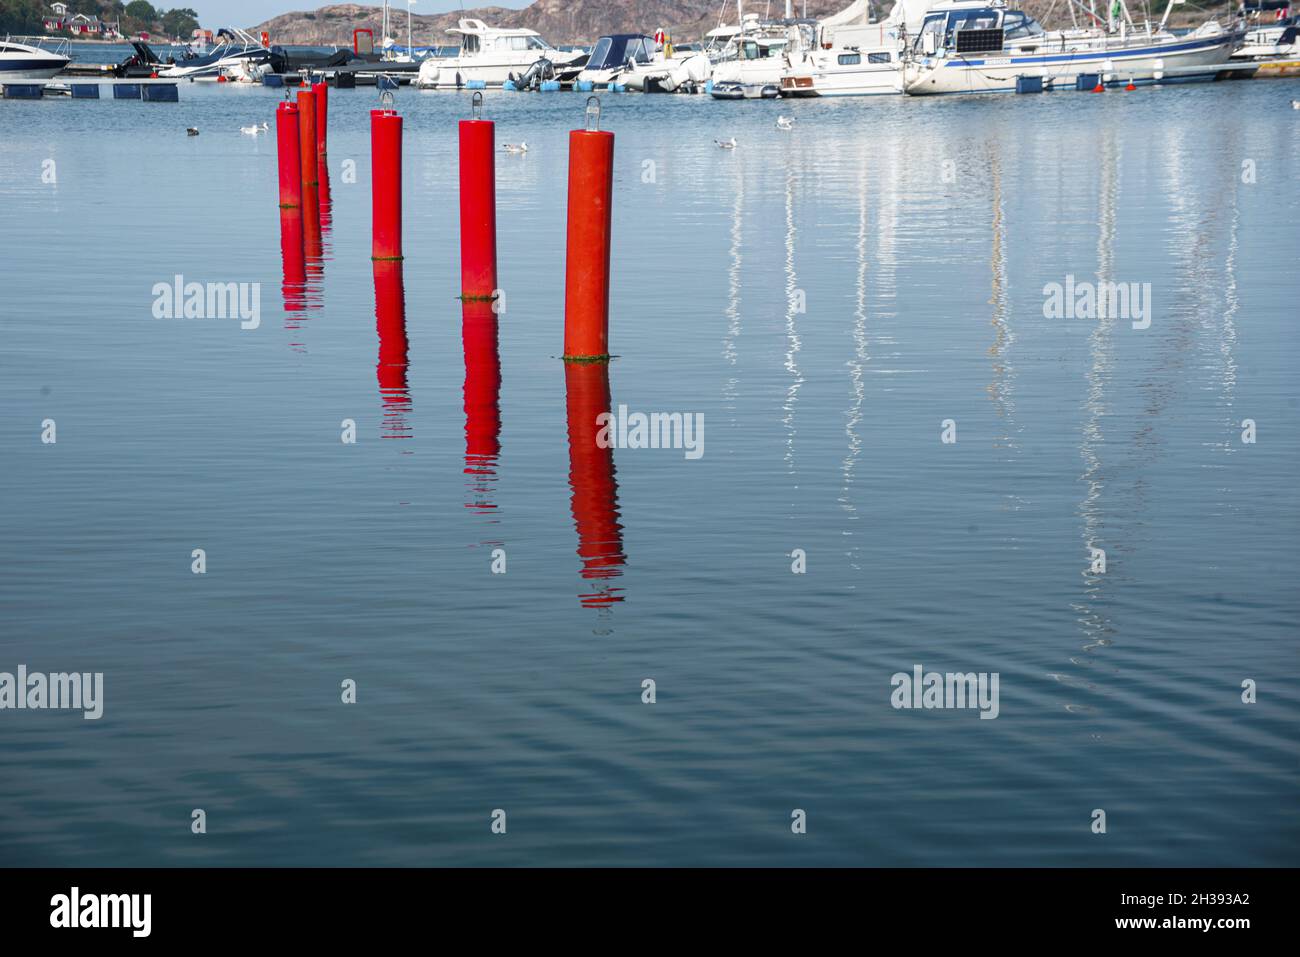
903,0,1241,95
415,19,582,88
0,35,71,82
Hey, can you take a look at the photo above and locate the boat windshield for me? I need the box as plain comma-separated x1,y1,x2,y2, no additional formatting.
624,37,653,63
1002,11,1044,40
917,8,1005,49
589,36,612,66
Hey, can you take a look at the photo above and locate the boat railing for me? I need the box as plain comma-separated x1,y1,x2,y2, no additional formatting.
4,34,71,56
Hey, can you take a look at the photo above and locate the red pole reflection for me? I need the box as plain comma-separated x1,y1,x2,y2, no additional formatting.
462,297,501,513
278,205,306,318
373,260,411,439
317,157,333,235
565,361,625,608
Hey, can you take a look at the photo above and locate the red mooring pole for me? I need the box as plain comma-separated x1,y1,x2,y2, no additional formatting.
275,100,302,209
312,80,329,155
458,94,497,300
371,104,403,261
563,98,615,361
296,87,318,188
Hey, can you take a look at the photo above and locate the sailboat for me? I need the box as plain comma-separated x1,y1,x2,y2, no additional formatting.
780,0,913,97
709,1,799,98
902,0,1241,95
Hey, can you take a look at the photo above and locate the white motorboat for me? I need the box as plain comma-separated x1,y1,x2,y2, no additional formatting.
1231,16,1300,76
903,0,1241,95
616,36,712,92
157,27,274,79
577,34,656,87
415,18,582,89
0,35,71,82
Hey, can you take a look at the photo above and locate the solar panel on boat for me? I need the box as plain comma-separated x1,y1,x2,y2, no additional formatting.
955,28,1005,55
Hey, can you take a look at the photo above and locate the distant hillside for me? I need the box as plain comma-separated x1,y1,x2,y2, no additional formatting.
250,0,1237,47
252,1,848,47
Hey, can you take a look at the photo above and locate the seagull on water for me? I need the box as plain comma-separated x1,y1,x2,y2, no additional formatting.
240,122,269,135
503,141,528,153
776,115,793,130
1293,99,1300,109
715,137,737,149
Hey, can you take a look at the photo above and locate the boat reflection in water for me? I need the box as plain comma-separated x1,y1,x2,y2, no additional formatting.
373,261,412,440
564,361,625,612
461,298,502,518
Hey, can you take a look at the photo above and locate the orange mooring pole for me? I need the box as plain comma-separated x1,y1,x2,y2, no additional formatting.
563,98,615,361
371,102,403,261
296,87,318,187
275,100,301,208
458,93,497,300
312,80,329,155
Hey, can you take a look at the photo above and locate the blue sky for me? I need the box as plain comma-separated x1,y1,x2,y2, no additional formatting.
188,1,531,30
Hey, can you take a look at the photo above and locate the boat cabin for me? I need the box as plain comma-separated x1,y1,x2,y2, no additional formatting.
585,34,656,72
447,19,557,56
915,2,1044,56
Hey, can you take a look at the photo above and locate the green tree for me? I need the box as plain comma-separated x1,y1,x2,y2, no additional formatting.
161,7,199,37
0,0,45,35
124,1,157,22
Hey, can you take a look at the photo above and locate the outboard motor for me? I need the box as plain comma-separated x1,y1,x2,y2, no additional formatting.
509,57,555,91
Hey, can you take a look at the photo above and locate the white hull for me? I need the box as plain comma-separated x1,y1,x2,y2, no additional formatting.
710,58,785,88
0,64,64,81
159,54,264,79
620,54,711,92
417,52,581,88
905,31,1239,94
0,38,70,81
781,55,902,96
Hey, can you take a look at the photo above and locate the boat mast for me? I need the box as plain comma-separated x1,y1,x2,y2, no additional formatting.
1157,0,1177,32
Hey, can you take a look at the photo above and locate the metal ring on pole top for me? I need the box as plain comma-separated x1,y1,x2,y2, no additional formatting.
471,90,483,119
380,88,395,112
585,95,601,132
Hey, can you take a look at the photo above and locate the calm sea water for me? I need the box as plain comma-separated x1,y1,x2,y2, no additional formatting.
1,75,1297,867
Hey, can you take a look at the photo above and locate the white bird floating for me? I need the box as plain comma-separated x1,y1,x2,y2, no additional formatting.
776,116,794,130
1293,100,1300,109
239,122,268,135
503,141,528,153
715,137,737,149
